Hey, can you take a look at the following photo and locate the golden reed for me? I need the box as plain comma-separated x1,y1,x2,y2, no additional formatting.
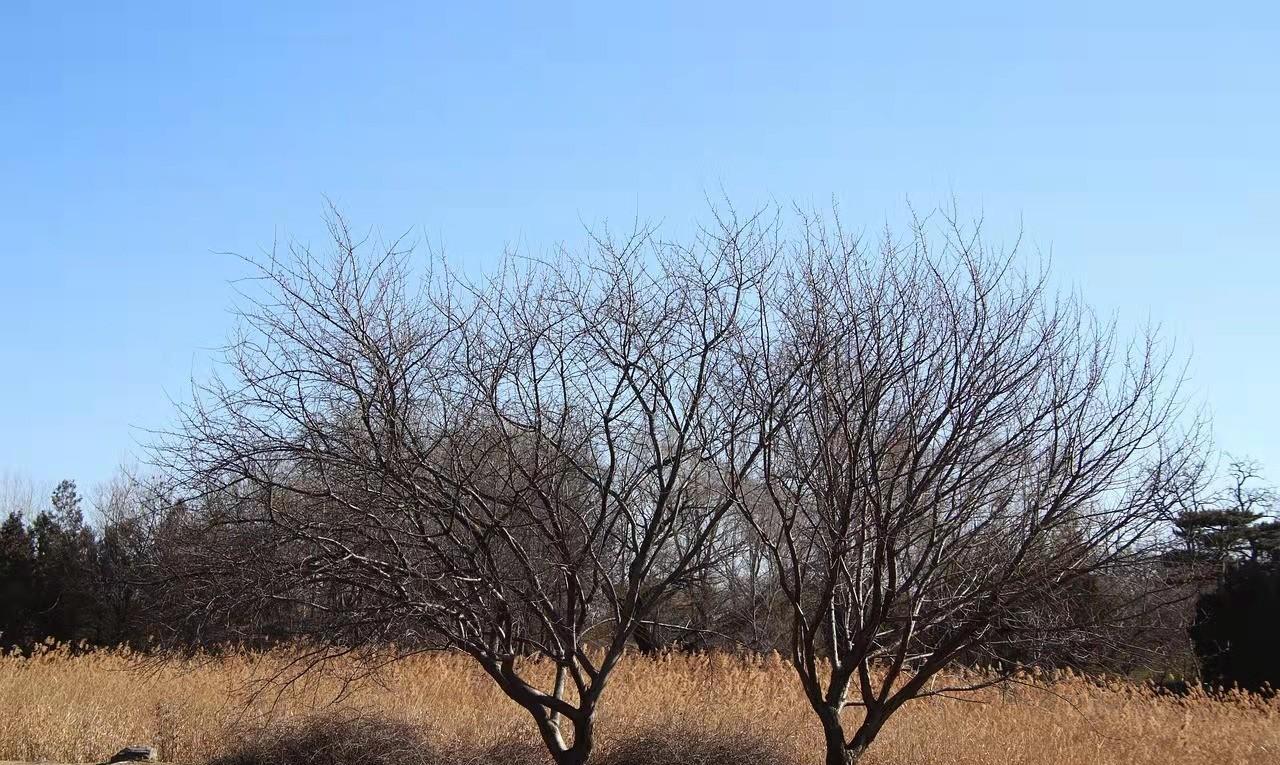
1,643,1276,764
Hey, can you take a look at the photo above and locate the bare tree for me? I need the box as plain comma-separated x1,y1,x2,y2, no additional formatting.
0,469,53,520
153,209,797,765
740,210,1199,765
152,203,1199,765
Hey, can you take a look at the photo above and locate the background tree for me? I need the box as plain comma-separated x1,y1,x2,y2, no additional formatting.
1170,459,1278,567
0,511,36,646
1174,459,1280,692
1190,560,1280,693
0,467,163,651
27,480,107,643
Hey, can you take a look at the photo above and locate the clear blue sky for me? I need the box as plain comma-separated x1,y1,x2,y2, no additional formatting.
1,1,1276,494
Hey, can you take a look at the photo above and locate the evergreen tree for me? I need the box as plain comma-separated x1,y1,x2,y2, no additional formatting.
0,512,36,646
1190,562,1280,693
1175,460,1280,693
29,480,106,644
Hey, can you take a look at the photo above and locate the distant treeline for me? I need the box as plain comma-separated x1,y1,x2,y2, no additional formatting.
0,479,152,648
1,472,1278,693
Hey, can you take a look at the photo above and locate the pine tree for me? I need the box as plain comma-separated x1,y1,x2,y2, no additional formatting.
0,513,36,647
1176,460,1280,693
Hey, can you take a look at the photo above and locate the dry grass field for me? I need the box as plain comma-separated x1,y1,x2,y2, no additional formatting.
1,644,1276,765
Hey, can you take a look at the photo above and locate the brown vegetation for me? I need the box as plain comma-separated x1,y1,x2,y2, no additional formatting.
1,645,1275,765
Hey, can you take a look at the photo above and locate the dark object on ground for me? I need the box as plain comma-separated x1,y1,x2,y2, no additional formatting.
107,746,157,763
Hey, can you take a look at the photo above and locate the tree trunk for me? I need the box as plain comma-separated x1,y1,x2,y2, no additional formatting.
842,715,883,764
819,708,853,765
820,707,882,765
823,728,854,765
549,717,594,765
551,744,591,765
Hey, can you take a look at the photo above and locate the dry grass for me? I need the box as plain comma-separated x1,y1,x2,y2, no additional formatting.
1,644,1276,765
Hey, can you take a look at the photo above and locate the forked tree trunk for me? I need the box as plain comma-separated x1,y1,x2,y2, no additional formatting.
820,707,884,765
551,740,592,765
535,708,595,765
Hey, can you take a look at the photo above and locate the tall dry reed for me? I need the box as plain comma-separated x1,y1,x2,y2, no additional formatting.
0,643,1275,764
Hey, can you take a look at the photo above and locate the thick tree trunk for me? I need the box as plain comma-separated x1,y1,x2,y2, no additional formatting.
822,727,854,765
819,708,853,765
822,736,874,765
531,704,595,765
820,707,883,765
551,742,591,765
548,718,594,765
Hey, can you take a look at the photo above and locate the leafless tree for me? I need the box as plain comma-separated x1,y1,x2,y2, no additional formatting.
151,203,1200,765
739,210,1200,765
0,469,53,520
153,208,799,765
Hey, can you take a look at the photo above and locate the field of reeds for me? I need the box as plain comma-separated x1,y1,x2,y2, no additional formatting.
1,643,1276,765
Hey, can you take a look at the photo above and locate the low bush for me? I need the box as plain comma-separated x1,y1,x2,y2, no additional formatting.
205,711,544,765
205,711,795,765
599,721,793,765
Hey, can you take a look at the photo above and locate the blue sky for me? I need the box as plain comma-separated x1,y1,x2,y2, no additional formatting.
1,1,1277,494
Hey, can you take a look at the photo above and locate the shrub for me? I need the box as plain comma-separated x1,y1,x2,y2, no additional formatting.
599,721,793,765
205,711,544,765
